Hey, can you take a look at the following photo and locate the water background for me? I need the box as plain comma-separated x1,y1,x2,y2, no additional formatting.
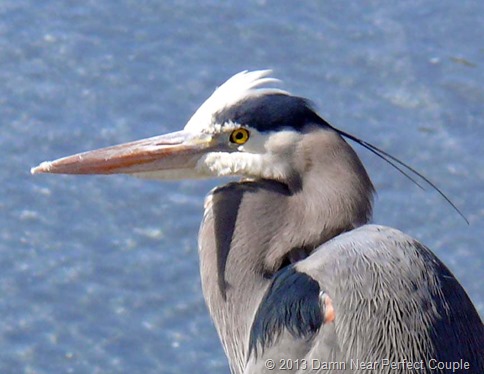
1,1,483,373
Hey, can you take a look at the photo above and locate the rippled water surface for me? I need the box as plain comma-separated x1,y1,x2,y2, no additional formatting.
1,1,483,373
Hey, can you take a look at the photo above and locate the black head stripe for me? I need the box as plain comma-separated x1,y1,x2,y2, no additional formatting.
214,94,329,132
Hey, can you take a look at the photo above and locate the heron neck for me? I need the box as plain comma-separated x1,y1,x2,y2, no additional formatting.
198,159,373,371
198,130,373,372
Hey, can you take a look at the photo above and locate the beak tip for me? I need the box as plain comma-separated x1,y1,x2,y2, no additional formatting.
31,161,52,175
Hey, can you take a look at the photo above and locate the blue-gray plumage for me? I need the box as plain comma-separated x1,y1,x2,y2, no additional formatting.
31,70,483,373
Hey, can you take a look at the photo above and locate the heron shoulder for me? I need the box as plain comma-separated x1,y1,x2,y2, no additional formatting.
295,224,484,367
245,225,416,362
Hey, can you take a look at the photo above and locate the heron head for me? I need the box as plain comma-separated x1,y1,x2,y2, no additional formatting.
31,70,343,190
31,69,467,226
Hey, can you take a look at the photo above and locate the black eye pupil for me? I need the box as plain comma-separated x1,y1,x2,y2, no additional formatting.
235,132,243,139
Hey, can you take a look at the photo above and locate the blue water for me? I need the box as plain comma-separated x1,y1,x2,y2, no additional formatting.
1,1,482,373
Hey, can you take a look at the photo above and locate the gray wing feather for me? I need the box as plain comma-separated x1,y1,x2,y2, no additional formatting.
298,224,483,373
245,224,483,373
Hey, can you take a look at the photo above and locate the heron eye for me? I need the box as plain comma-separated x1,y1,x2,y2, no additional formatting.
229,128,250,145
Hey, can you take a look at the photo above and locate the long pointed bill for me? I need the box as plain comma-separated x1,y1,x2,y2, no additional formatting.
31,130,216,179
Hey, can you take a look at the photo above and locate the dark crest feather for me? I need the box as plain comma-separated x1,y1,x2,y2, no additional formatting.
329,125,469,224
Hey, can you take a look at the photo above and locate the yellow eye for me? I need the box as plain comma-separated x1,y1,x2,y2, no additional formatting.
229,128,250,145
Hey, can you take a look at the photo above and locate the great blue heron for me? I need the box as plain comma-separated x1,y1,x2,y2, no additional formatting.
32,70,483,373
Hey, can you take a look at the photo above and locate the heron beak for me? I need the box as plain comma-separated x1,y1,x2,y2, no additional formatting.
31,130,217,179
